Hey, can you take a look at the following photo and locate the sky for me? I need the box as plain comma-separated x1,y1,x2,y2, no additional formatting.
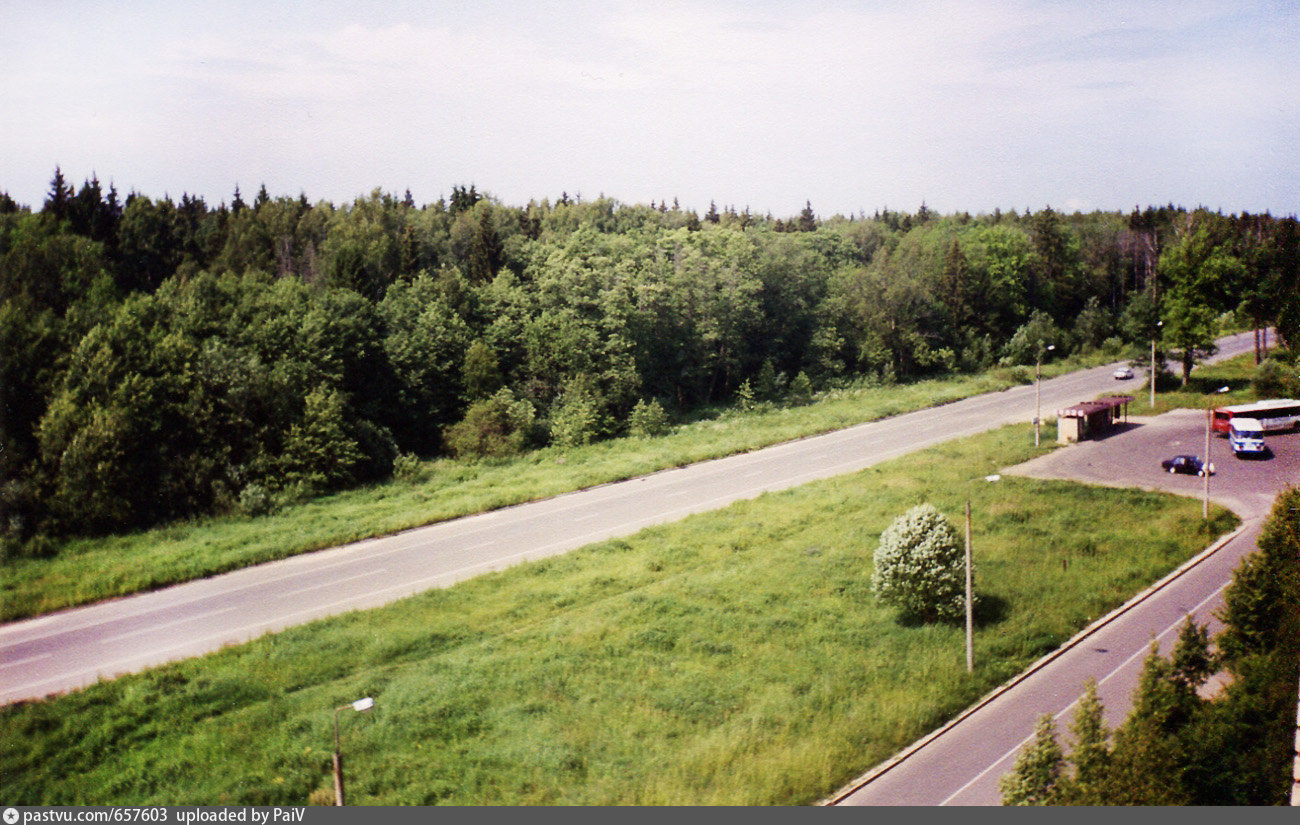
2,1,1297,218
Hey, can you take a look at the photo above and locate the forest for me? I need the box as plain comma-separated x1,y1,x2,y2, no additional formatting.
2,170,1298,549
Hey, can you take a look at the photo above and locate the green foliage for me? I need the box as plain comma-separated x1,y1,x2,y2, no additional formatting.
1,212,112,314
18,272,402,534
1073,296,1114,351
734,379,757,413
1158,213,1246,315
627,398,670,439
1169,616,1216,694
378,275,471,453
35,293,211,533
444,388,536,459
115,195,184,292
548,376,609,449
1119,288,1161,345
449,201,505,283
787,371,814,406
236,483,278,517
7,174,1298,550
278,387,369,492
462,338,503,401
1062,678,1110,804
1217,487,1300,659
318,190,405,299
1251,358,1299,398
871,503,969,623
1161,292,1220,385
391,453,426,484
1000,310,1066,366
1000,715,1065,805
751,359,783,401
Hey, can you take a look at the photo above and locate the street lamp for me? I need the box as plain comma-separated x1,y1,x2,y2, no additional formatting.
333,696,375,806
966,474,1001,673
1035,345,1055,447
1203,387,1230,522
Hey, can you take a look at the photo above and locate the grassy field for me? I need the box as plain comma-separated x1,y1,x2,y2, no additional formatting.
1143,353,1271,414
2,353,1123,622
0,424,1237,805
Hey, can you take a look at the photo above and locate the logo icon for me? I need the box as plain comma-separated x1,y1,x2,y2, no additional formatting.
3,808,19,824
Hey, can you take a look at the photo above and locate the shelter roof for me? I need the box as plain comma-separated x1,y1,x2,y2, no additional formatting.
1057,396,1134,418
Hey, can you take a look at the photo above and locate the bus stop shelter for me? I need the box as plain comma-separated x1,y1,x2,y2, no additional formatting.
1056,396,1134,444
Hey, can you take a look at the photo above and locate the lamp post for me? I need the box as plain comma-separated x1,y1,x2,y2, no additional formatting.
1203,387,1230,522
966,474,1000,673
1035,345,1055,447
1203,406,1211,521
333,696,375,806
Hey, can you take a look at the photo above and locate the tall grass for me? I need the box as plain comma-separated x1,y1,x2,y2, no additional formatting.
1142,353,1265,414
0,425,1235,805
1,352,1124,621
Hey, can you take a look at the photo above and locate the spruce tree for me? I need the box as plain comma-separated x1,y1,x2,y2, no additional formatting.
1000,714,1065,805
1170,616,1216,696
69,175,103,237
1099,642,1189,804
797,200,816,231
44,166,73,221
1064,677,1110,803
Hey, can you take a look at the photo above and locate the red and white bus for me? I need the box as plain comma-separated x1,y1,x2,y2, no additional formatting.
1211,399,1300,435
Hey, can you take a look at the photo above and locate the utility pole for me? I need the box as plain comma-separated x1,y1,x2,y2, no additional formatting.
965,499,973,673
964,475,999,673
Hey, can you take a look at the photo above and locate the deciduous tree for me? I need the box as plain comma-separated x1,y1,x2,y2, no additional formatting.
871,503,969,623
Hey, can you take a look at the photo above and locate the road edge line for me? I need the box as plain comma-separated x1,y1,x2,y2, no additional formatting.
819,519,1252,806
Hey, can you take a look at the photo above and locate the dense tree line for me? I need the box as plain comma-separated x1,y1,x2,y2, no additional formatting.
3,171,1299,548
1001,487,1300,805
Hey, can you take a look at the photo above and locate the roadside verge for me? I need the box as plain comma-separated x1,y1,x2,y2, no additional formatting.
821,519,1252,805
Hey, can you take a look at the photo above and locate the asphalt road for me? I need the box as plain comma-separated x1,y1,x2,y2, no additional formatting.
0,332,1260,706
832,378,1297,806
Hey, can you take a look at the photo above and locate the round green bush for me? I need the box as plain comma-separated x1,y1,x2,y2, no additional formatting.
872,503,971,623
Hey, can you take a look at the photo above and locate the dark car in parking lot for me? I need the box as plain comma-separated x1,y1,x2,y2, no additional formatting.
1161,455,1211,476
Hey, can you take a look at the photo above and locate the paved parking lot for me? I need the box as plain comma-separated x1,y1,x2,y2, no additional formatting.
1005,409,1300,519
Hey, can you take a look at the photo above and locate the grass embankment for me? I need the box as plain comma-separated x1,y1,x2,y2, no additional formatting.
2,353,1120,622
1140,353,1266,415
1,424,1237,805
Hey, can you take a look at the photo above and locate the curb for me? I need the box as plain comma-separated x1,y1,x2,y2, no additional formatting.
821,520,1252,806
